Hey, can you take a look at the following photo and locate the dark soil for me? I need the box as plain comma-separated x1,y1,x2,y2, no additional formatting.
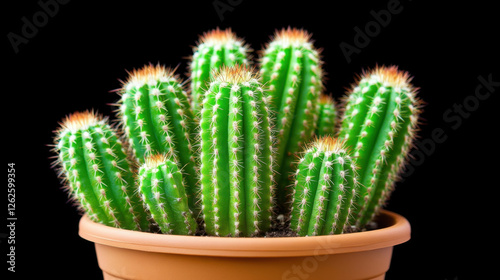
191,216,378,238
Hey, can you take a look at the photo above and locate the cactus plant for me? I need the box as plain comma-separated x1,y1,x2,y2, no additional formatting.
51,27,423,262
190,28,250,114
199,65,274,237
138,154,197,235
338,65,421,228
315,94,337,137
260,27,323,210
290,136,358,236
116,64,199,215
53,111,150,231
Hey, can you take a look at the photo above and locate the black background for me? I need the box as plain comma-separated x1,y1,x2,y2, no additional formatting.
4,0,498,279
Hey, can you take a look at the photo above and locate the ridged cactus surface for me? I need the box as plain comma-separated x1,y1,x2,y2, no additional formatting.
138,154,197,235
338,66,421,227
290,137,358,236
54,111,149,231
190,28,249,113
200,65,274,237
315,94,337,137
260,27,323,210
117,64,198,215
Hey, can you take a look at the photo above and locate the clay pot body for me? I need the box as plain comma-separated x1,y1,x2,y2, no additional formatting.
79,210,410,280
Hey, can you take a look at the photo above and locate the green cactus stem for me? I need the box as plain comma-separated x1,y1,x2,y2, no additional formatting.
190,28,250,114
315,94,337,137
138,154,197,235
338,65,421,228
200,65,274,237
260,27,323,211
290,136,358,236
116,64,198,216
53,111,150,231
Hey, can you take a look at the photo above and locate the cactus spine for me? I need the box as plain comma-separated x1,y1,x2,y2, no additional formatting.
315,94,337,137
190,28,250,113
290,137,358,236
54,111,149,231
117,64,199,215
138,154,197,235
338,66,421,228
200,65,274,237
260,27,323,210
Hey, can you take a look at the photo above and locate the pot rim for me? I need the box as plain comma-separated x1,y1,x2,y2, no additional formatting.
79,210,410,258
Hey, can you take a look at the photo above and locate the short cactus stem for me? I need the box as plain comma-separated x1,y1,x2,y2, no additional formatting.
338,65,421,228
53,111,150,231
200,65,274,237
190,28,250,114
117,64,199,216
315,94,337,137
260,27,323,211
138,154,197,235
290,136,358,236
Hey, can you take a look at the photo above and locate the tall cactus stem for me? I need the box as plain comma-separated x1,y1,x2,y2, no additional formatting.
290,136,358,236
260,27,323,212
338,65,422,228
53,111,150,231
200,65,274,237
138,154,197,235
116,64,199,216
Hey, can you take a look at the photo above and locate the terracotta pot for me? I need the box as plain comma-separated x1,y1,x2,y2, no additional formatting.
79,210,410,280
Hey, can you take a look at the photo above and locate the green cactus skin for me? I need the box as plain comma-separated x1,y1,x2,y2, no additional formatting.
260,27,323,211
290,137,358,236
200,65,274,237
138,154,197,235
54,111,150,231
190,28,250,114
338,66,421,228
315,94,337,137
117,64,199,216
